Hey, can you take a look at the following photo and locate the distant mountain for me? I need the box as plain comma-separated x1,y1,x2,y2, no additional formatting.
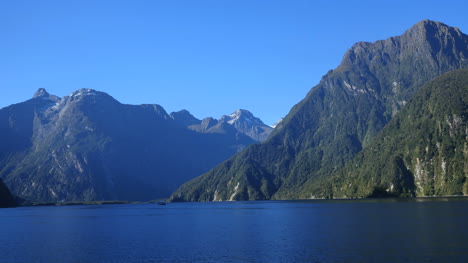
170,20,468,202
0,178,16,208
169,110,200,127
171,109,273,142
0,88,267,202
218,109,273,142
309,69,468,198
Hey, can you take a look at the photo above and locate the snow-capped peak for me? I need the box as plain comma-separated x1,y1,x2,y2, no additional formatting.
70,88,99,97
217,109,273,142
33,88,50,98
224,109,258,125
229,109,254,118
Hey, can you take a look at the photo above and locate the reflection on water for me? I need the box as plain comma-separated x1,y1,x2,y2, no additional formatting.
1,197,468,262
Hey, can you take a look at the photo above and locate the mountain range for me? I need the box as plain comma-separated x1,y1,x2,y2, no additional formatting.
0,88,271,203
172,109,273,142
1,19,466,205
170,20,468,202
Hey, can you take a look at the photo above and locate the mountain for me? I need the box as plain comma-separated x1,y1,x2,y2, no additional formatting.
308,69,468,198
0,178,16,208
272,118,283,129
169,110,200,126
218,109,273,142
171,109,273,142
0,88,264,203
170,20,468,202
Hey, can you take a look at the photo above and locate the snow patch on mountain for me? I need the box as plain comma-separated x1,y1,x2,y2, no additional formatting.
219,109,273,142
272,118,283,128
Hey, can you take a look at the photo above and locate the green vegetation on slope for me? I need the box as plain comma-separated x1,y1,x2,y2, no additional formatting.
170,20,468,202
307,69,468,198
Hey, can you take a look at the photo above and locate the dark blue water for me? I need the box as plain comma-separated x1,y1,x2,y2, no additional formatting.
1,198,468,263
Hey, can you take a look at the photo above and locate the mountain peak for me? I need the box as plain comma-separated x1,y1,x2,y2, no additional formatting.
171,109,194,118
409,19,462,33
406,19,446,33
340,19,467,87
413,19,444,28
70,88,99,97
170,110,200,126
232,109,253,117
67,89,118,103
403,19,465,41
218,109,273,142
224,109,256,125
33,88,50,98
200,117,218,130
32,88,60,102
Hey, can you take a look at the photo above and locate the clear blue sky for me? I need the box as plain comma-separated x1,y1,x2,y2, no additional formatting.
1,0,467,125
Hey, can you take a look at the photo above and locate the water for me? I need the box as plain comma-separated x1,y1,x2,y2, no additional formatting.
1,198,468,263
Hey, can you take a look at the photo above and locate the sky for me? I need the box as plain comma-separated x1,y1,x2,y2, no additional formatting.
1,0,467,126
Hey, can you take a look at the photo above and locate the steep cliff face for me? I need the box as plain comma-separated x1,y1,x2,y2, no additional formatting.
0,89,256,202
170,20,468,202
309,69,468,198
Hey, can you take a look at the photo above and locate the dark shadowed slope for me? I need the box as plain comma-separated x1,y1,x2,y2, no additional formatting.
0,89,265,202
0,178,16,208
